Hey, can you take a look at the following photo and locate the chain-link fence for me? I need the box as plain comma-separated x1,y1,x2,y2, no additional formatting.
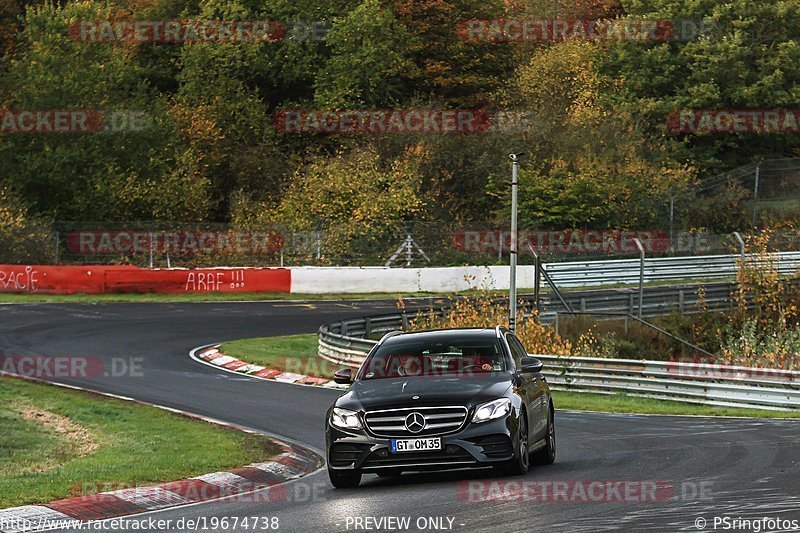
676,158,800,231
2,157,798,268
2,221,799,268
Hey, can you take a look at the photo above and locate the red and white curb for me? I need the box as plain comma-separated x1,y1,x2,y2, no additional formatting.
0,379,323,533
0,445,319,532
191,345,348,390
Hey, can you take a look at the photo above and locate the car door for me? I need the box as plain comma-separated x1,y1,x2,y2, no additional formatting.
504,333,537,443
507,334,548,442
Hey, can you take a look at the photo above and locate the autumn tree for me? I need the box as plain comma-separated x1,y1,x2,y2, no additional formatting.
274,144,426,257
487,40,694,229
0,1,210,221
600,0,800,172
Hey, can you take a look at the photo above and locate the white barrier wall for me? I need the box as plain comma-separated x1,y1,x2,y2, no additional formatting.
289,266,536,294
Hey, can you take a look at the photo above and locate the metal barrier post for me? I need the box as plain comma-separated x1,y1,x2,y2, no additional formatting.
148,232,154,268
633,238,645,320
669,189,675,250
733,232,746,262
498,232,503,261
752,160,762,227
533,251,541,318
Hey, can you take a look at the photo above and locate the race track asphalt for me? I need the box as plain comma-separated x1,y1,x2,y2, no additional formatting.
2,301,800,532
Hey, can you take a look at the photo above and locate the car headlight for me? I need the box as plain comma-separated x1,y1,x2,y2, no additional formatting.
471,398,512,424
330,407,363,430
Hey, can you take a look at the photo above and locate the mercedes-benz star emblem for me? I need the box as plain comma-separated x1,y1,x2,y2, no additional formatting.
404,412,426,433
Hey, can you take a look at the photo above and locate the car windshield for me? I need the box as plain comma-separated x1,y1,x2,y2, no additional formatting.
358,335,505,380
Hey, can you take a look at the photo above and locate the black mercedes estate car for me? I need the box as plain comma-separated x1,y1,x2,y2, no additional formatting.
325,327,556,488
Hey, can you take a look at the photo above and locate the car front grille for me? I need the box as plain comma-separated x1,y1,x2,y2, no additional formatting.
363,406,469,438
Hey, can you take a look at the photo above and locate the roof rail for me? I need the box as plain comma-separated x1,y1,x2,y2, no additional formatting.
377,330,403,345
495,325,508,337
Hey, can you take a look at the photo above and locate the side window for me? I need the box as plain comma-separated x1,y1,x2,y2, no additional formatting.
506,334,527,367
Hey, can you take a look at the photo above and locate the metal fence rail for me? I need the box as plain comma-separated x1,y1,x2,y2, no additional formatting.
318,281,739,344
544,251,800,287
535,355,800,411
318,332,800,411
540,282,739,320
317,282,800,411
318,329,800,411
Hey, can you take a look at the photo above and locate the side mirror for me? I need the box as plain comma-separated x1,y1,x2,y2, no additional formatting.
519,357,543,374
333,368,353,384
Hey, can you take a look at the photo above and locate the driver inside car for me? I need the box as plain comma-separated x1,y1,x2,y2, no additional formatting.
395,354,425,377
461,347,496,372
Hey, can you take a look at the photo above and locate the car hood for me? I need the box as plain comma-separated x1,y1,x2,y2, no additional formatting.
335,372,514,412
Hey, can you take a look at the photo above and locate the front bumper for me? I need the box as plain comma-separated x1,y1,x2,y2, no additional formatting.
326,416,516,472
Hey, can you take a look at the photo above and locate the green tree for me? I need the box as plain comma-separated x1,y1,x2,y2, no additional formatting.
487,40,694,229
0,2,210,221
274,144,425,257
388,0,516,106
601,0,800,171
314,0,419,108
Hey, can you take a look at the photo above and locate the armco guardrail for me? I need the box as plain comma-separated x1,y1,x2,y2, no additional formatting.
317,281,800,411
540,282,739,319
537,356,800,411
318,334,800,411
318,281,738,345
318,331,800,411
536,355,800,411
545,251,800,287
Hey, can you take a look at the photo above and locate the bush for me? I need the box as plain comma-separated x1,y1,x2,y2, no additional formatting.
0,187,53,264
718,318,800,369
407,292,613,359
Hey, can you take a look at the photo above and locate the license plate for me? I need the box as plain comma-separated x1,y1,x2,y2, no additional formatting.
390,437,442,453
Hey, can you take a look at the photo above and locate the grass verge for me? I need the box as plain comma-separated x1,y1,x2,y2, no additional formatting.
0,376,282,508
220,335,800,419
220,334,333,378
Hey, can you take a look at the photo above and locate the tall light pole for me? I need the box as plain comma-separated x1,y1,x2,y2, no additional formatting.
508,152,524,331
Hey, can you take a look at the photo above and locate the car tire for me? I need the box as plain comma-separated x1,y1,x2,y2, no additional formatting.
328,468,362,488
499,410,530,476
532,404,556,466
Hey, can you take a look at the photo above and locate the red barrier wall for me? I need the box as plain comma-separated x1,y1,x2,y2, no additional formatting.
0,265,291,294
105,268,291,294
